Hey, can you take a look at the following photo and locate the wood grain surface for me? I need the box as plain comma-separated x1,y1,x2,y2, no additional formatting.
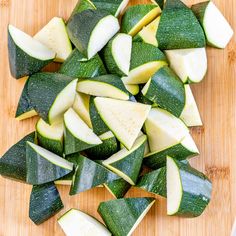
0,0,235,235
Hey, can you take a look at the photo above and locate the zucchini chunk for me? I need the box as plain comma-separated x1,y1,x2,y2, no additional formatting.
103,135,147,185
165,48,207,83
29,182,63,225
0,132,35,182
94,97,151,149
167,156,212,217
141,66,185,117
156,0,206,50
98,197,155,236
26,142,73,185
67,10,120,59
8,25,55,79
64,108,102,155
152,0,165,9
27,72,77,124
77,75,130,100
58,208,111,236
123,83,140,96
121,4,161,36
192,1,234,48
103,33,132,76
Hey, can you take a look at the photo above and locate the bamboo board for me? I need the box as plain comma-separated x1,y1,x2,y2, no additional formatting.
0,0,235,235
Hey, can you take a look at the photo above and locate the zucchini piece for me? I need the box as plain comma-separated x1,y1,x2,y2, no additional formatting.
152,0,165,9
145,108,189,153
121,4,161,36
8,24,55,79
29,182,63,225
124,84,139,96
156,0,206,50
58,208,111,236
98,197,155,236
102,135,147,185
122,42,167,85
94,97,151,149
141,66,185,117
85,131,119,160
34,17,72,62
0,132,35,182
59,49,107,78
180,85,202,127
135,91,154,105
27,72,77,124
70,155,119,195
165,48,207,83
167,156,212,217
77,75,130,101
67,10,120,59
103,33,132,76
26,142,73,185
192,1,234,48
64,108,102,155
36,118,64,156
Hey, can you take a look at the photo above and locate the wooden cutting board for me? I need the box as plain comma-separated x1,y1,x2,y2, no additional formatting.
0,0,235,235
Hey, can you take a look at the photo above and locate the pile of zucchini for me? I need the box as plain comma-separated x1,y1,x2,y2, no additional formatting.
2,0,233,235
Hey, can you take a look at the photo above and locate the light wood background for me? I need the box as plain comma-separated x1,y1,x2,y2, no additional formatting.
0,0,235,235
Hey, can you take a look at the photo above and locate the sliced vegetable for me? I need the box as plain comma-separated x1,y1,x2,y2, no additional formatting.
98,197,155,236
167,156,212,217
67,10,120,59
152,0,165,9
95,97,151,149
8,24,55,79
123,84,139,96
29,182,63,225
135,91,154,105
58,208,111,236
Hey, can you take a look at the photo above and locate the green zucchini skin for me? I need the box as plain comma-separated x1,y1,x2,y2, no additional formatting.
135,90,154,105
98,197,155,236
156,0,206,50
153,0,165,9
143,66,185,117
70,155,119,195
59,49,107,78
0,132,35,182
29,182,64,225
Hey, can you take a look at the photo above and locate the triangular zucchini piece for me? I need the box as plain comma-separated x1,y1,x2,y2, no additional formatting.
64,108,102,155
8,25,56,79
98,197,156,236
0,132,35,182
27,72,77,124
70,155,119,195
122,82,140,96
58,208,111,236
103,135,147,185
26,142,73,185
29,182,63,225
94,97,151,149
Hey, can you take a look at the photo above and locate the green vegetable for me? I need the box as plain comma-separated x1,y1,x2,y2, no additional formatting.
135,90,154,105
152,0,165,9
122,81,140,96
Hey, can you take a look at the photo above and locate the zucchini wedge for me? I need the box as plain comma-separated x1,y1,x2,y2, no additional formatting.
70,155,119,195
141,66,185,117
67,10,120,59
77,75,130,100
103,33,132,76
59,49,107,78
156,0,206,50
165,48,207,83
64,108,102,155
102,135,147,185
8,24,55,79
36,118,64,156
27,73,77,124
34,17,72,62
58,208,111,236
152,0,165,9
123,83,139,96
26,142,73,185
94,97,151,149
29,182,63,225
0,132,35,182
98,197,155,236
167,156,212,217
135,91,154,105
192,1,234,48
122,42,167,85
121,4,161,36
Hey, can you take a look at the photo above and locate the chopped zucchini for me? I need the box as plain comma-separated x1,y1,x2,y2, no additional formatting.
123,83,140,96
